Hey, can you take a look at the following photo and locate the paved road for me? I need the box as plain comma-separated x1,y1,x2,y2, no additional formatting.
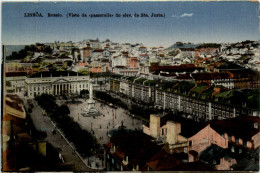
24,99,93,171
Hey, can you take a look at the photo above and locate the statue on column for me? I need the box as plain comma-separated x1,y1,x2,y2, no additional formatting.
82,79,100,117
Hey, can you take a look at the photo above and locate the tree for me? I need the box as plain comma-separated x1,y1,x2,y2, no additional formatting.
80,89,89,98
57,104,70,115
6,81,11,87
78,69,89,75
67,61,73,67
44,46,53,54
35,94,57,113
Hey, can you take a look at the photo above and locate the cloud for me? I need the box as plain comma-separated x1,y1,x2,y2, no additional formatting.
180,13,194,17
172,13,194,18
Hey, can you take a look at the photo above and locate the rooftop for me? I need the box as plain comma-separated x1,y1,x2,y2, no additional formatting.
107,129,162,170
159,114,206,138
210,116,260,141
5,72,27,77
28,71,85,78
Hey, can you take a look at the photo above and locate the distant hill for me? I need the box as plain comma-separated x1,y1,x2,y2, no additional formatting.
167,42,200,50
3,45,27,59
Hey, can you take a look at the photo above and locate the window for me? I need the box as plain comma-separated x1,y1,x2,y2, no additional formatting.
189,141,193,146
254,122,258,129
184,147,187,153
162,129,164,136
203,138,207,143
243,140,247,146
231,146,235,153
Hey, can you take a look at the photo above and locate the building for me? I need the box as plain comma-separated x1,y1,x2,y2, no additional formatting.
143,114,260,170
25,71,89,98
2,94,26,171
210,116,260,150
5,62,33,74
80,46,92,62
155,82,260,121
104,127,214,171
5,72,27,94
192,72,234,89
104,129,161,171
110,78,121,93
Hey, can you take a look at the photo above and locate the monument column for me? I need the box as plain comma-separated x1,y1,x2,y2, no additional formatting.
82,80,100,117
89,82,93,100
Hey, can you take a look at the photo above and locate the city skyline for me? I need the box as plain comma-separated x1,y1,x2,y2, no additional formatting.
2,1,259,47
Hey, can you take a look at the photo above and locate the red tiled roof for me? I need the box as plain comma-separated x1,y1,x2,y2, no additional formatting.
192,72,230,80
93,49,104,53
78,62,89,67
146,149,180,171
210,116,260,141
107,130,162,170
150,64,197,72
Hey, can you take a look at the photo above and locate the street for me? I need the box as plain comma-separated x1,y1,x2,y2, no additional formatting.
23,99,93,171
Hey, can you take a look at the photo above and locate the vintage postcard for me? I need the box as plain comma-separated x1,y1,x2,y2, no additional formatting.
1,0,260,172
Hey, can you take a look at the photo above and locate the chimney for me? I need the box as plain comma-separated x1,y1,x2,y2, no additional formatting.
166,121,181,145
149,114,161,138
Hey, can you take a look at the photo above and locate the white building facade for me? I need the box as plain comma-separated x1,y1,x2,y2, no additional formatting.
25,71,89,98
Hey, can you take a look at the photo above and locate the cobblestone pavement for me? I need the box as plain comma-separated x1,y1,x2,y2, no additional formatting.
60,98,144,145
23,98,93,171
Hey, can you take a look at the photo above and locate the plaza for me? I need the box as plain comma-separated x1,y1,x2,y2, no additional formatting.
60,98,144,145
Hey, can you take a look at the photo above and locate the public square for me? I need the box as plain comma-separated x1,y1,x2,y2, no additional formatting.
60,98,144,145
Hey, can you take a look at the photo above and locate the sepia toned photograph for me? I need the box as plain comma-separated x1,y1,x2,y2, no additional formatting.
1,0,260,172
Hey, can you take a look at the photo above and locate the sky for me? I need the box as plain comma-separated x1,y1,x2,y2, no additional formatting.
2,1,259,47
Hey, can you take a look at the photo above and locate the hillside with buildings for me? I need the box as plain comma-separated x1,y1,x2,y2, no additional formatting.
2,38,260,171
